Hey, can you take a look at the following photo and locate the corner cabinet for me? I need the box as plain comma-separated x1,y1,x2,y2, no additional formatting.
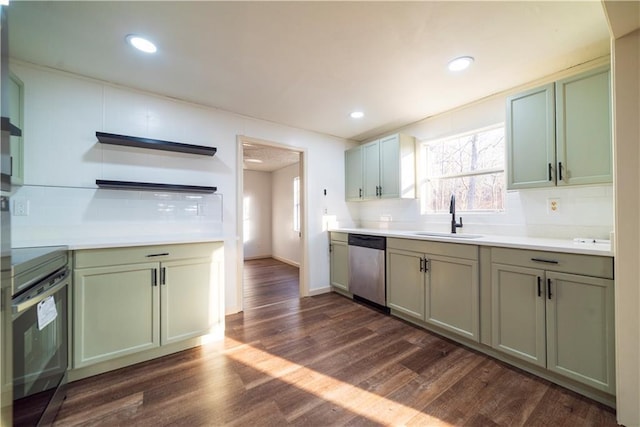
507,65,611,189
72,242,223,369
345,134,416,201
386,238,479,342
329,232,349,292
490,247,615,394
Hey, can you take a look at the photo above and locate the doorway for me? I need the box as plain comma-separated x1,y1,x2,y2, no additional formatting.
237,136,307,311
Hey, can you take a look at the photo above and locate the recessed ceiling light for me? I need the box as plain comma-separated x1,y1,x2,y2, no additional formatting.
126,34,157,54
245,158,263,164
350,111,364,119
448,56,474,72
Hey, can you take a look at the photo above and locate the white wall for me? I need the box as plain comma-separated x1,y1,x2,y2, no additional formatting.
10,61,356,314
242,170,272,259
611,28,640,427
352,57,614,240
272,162,301,266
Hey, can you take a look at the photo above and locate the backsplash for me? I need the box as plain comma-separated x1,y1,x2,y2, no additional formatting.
352,184,613,240
11,185,223,247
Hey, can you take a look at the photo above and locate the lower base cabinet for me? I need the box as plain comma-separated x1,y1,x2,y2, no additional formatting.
73,242,222,369
491,248,615,394
329,232,349,292
386,238,479,341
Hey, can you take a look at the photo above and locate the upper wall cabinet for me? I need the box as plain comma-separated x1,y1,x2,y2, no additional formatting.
345,133,416,201
9,72,24,186
506,66,612,190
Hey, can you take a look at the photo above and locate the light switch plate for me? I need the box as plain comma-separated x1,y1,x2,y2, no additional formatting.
13,199,29,216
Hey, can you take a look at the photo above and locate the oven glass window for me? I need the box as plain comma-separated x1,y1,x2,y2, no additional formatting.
13,285,68,426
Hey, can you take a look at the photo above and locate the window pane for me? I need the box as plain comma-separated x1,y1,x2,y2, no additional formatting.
426,127,505,177
427,173,505,212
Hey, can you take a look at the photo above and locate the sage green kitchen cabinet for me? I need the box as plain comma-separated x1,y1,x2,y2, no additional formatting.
344,134,416,201
73,242,222,369
546,271,615,394
9,72,24,185
507,65,611,189
345,146,364,201
386,248,425,320
491,248,615,394
161,257,217,345
506,83,555,189
426,254,479,340
491,263,547,367
74,262,160,367
329,232,349,292
386,238,479,341
555,66,612,186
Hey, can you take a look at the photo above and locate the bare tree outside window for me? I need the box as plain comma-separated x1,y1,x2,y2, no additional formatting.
423,126,505,212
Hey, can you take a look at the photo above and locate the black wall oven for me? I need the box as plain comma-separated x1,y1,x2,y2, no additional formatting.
11,247,69,426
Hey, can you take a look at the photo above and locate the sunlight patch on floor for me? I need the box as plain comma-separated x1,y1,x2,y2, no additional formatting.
222,338,454,425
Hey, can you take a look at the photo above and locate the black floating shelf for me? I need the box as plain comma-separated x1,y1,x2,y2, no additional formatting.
96,180,217,194
96,131,217,156
1,117,22,137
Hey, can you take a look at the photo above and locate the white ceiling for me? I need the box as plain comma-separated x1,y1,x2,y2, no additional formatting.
9,1,611,146
242,143,300,172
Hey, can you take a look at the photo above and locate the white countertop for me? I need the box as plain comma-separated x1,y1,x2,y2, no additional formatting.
330,228,613,257
13,235,226,251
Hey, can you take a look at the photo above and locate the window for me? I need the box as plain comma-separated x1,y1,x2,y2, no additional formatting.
293,176,300,232
421,125,505,212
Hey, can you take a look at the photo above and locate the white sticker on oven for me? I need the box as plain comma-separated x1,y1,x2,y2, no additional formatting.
37,296,57,331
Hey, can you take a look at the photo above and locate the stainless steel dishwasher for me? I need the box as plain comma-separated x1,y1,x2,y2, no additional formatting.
348,234,388,311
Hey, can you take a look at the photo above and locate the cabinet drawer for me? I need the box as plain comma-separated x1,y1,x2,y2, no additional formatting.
491,247,613,279
330,232,348,243
387,237,478,260
75,242,222,268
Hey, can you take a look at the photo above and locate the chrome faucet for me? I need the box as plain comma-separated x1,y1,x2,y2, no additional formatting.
450,194,463,234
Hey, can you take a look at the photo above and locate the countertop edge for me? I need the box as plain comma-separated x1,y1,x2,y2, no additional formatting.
329,228,614,257
13,236,227,251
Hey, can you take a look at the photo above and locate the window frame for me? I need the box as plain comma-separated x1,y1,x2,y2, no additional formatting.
293,176,301,232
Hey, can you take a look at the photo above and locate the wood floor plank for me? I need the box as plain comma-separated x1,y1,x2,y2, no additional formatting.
53,257,618,426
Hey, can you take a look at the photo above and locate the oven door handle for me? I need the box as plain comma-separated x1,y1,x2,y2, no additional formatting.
13,270,70,314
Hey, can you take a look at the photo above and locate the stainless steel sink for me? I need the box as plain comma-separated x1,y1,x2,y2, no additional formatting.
411,231,483,239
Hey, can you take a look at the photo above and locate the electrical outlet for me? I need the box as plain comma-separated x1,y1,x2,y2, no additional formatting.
13,199,29,216
548,198,560,214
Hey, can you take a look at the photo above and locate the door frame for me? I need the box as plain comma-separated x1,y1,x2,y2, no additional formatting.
236,135,309,311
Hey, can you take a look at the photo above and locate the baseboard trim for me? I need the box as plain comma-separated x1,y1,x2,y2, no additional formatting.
308,286,331,296
272,255,300,268
243,255,272,261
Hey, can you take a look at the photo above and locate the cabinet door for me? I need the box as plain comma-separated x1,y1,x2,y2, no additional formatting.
9,73,24,185
73,263,160,368
546,271,615,394
345,146,363,201
556,66,612,186
426,255,479,341
491,264,546,367
362,140,380,200
386,249,425,320
379,134,400,198
506,83,556,189
330,241,349,291
161,258,214,345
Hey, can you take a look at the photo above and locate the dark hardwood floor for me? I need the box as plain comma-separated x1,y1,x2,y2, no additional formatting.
53,258,618,426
